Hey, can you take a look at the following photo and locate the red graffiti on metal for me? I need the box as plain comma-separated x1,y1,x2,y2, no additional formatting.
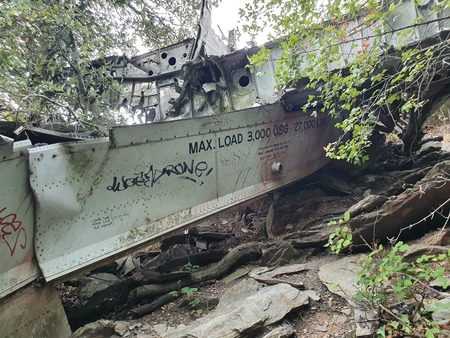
0,207,27,256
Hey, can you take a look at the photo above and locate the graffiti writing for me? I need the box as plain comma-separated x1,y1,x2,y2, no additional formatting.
211,115,232,128
220,150,246,166
107,160,213,192
91,215,114,230
0,207,27,256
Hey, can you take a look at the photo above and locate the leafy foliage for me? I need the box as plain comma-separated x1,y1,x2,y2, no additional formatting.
169,286,203,316
183,262,200,272
356,242,450,337
241,0,450,163
0,0,209,127
324,212,352,253
326,219,450,338
169,286,198,298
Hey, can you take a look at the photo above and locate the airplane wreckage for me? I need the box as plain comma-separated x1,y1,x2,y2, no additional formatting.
2,0,450,336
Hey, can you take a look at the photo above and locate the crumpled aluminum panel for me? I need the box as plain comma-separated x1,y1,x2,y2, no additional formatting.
0,143,40,299
29,103,339,281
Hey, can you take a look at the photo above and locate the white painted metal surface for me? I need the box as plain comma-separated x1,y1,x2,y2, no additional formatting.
0,141,40,299
130,39,196,78
0,284,71,338
327,0,450,69
29,104,339,281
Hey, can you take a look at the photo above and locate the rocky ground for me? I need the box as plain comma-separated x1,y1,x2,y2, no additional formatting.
63,130,450,338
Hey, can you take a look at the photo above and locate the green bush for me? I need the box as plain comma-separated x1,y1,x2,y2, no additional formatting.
326,222,450,337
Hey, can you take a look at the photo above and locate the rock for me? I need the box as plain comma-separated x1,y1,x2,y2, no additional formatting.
414,229,450,246
159,234,189,251
71,319,116,338
282,196,357,249
260,241,300,267
416,141,442,157
315,324,328,332
266,189,328,238
142,244,196,269
318,256,361,305
318,256,378,338
321,170,354,194
266,203,277,238
350,160,450,245
253,218,267,237
163,284,318,338
261,323,295,338
128,323,143,330
90,260,120,275
153,323,168,335
117,256,136,276
216,278,262,310
189,224,229,240
249,266,270,275
421,136,444,144
341,308,352,316
347,195,389,218
220,267,251,283
415,150,450,167
77,273,121,300
402,167,429,185
195,238,208,250
430,298,450,335
354,307,378,338
261,263,309,278
249,263,310,289
114,321,129,336
333,314,348,324
403,244,449,261
437,229,450,245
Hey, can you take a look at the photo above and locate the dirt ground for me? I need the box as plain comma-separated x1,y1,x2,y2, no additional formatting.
113,231,448,338
139,254,355,338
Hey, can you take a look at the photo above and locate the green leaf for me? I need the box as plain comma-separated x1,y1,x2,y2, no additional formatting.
431,267,445,278
398,244,409,252
344,212,350,222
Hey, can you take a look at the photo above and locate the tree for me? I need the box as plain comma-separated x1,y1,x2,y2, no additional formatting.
241,0,450,163
0,0,208,129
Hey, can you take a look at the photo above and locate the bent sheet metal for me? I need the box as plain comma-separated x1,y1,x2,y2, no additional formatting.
29,103,339,281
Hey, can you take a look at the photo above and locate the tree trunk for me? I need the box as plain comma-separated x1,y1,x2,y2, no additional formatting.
128,242,262,304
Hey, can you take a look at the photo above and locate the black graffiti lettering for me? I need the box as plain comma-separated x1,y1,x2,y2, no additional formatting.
107,160,213,192
194,161,210,176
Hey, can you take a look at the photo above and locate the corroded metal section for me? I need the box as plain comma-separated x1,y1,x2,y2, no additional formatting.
29,104,339,281
113,0,450,122
0,284,71,338
130,39,196,78
0,141,40,299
